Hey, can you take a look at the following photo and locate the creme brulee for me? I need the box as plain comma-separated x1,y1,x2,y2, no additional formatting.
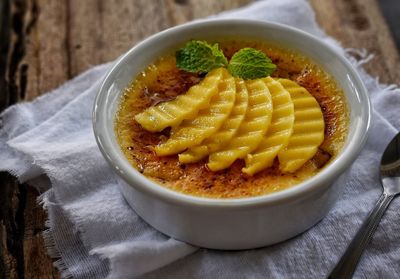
115,40,349,199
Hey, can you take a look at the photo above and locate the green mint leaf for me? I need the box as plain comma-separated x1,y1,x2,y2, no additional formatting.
228,48,276,80
176,41,228,73
211,43,228,69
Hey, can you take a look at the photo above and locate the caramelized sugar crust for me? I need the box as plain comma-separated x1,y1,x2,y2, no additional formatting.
115,40,349,198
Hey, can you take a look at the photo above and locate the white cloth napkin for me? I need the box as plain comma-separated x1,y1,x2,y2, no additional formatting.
1,0,400,278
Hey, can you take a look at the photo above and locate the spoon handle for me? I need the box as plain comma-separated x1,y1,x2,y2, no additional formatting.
328,192,394,279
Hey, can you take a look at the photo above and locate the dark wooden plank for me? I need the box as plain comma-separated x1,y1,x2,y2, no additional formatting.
66,0,251,76
0,174,22,279
310,0,400,84
24,0,69,100
0,0,37,277
0,0,11,109
1,0,66,277
23,187,60,279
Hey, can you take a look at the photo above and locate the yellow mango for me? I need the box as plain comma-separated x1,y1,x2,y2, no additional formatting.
135,68,224,132
243,77,294,175
179,78,249,163
155,68,236,156
276,78,325,173
207,78,273,171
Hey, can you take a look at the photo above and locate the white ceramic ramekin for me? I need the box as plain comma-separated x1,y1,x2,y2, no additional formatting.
93,20,370,250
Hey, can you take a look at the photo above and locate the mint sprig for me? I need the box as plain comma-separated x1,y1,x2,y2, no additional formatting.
176,40,276,79
176,41,228,73
228,48,276,80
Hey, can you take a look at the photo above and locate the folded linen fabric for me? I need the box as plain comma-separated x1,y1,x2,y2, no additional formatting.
1,0,399,278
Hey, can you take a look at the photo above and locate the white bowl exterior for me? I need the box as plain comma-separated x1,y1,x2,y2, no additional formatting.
93,20,370,249
118,173,347,249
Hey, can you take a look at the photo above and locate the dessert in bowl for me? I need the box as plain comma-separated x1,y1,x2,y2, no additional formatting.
93,19,370,249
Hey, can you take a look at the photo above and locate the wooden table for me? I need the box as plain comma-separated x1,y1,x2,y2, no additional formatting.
1,0,399,278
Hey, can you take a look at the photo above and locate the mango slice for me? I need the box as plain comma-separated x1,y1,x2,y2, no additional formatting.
207,78,273,171
135,68,224,132
276,79,325,173
155,69,236,156
243,77,294,175
179,78,249,163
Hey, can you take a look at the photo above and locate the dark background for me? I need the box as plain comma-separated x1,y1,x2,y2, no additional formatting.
379,0,400,49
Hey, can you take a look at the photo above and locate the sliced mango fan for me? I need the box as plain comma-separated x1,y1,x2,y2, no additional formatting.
134,67,325,175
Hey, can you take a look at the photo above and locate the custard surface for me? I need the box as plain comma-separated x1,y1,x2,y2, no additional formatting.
115,40,349,198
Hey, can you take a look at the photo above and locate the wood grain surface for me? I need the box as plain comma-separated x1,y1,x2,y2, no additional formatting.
0,0,399,278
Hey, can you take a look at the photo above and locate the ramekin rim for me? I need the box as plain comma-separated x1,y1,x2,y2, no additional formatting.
93,19,371,209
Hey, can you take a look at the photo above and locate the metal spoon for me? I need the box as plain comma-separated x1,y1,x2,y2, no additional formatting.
329,132,400,278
